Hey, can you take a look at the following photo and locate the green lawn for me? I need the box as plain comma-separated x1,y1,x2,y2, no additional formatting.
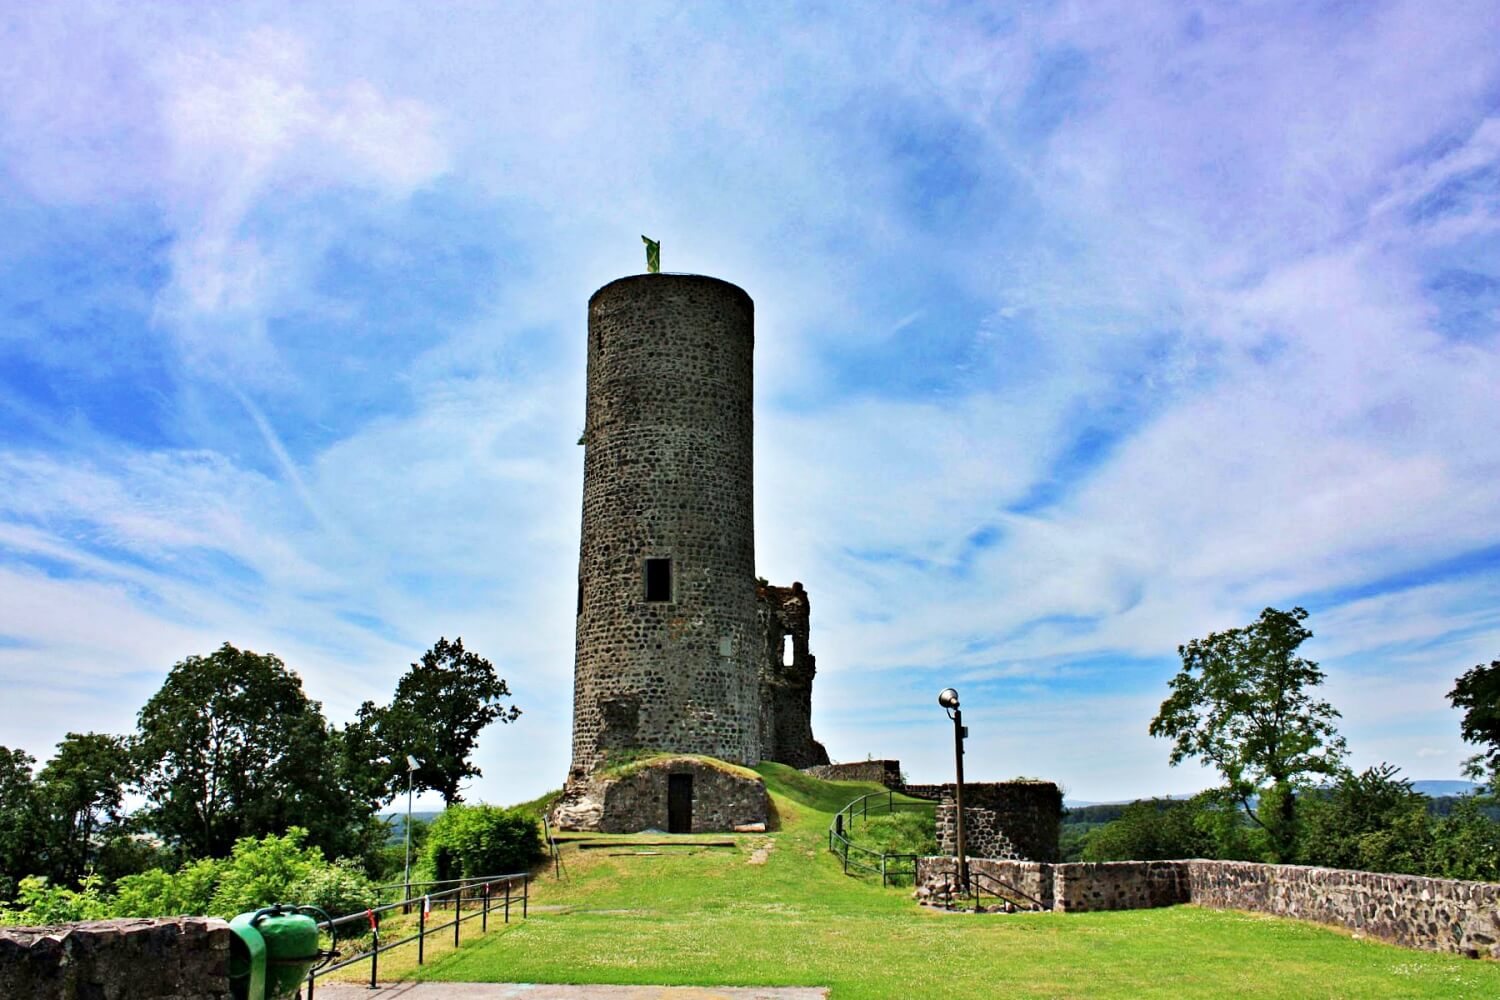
335,762,1500,998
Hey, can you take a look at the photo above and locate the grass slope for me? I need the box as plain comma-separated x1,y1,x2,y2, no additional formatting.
336,761,1499,998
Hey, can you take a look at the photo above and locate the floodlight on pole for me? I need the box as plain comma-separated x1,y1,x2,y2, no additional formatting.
404,755,423,908
937,688,968,893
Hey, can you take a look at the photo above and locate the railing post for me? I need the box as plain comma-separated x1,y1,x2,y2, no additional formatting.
454,888,461,948
370,915,379,989
523,876,528,918
483,883,489,932
418,902,426,965
504,879,511,923
307,971,315,999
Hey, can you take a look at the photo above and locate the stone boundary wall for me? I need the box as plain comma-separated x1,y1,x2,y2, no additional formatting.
0,917,231,999
801,761,902,788
913,857,1500,958
900,783,945,800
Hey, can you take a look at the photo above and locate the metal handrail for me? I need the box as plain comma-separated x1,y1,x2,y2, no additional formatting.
927,865,1045,912
300,872,531,998
826,790,937,887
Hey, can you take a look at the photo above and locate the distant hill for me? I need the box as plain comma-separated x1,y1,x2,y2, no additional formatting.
1066,781,1483,815
1410,780,1483,797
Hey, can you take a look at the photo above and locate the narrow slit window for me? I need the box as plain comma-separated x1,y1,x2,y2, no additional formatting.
644,558,672,602
783,634,796,667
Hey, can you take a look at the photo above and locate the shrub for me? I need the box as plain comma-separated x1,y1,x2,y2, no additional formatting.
419,805,544,883
110,857,222,918
1082,797,1218,862
0,873,110,926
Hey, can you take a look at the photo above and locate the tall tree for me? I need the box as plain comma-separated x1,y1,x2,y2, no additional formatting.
36,732,133,884
1448,659,1500,795
1149,606,1347,862
365,637,521,805
0,747,43,900
133,643,364,859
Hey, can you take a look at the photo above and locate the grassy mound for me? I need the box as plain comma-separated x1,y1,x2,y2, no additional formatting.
330,763,1499,998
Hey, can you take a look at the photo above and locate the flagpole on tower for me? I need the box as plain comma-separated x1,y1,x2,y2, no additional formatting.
641,235,660,274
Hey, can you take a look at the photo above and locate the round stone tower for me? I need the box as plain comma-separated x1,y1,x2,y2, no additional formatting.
569,273,761,776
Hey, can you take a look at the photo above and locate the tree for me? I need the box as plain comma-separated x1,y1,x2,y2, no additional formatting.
1149,606,1347,862
133,643,368,859
0,747,43,901
1448,659,1500,794
1081,796,1218,862
36,732,134,884
363,637,520,805
1296,764,1431,873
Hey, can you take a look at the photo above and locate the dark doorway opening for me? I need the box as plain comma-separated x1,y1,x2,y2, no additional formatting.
667,773,693,833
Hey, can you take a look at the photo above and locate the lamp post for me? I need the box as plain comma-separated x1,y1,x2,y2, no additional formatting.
937,688,968,892
404,755,421,905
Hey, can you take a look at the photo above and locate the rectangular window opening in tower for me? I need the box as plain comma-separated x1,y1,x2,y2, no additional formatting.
644,557,672,602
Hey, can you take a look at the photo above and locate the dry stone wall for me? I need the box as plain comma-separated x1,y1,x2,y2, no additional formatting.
913,857,1500,958
0,917,231,999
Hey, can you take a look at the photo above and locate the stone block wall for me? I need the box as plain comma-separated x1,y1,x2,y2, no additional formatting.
912,857,1500,958
0,917,231,999
801,760,902,787
935,782,1063,863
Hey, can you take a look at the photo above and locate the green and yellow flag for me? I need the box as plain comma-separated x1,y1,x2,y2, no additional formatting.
641,235,660,274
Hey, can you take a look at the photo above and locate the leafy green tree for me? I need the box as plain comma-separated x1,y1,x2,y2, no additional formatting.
133,643,370,860
36,732,134,884
1296,764,1432,873
363,638,521,805
1150,606,1347,862
1426,796,1500,881
1448,659,1500,795
1081,796,1219,862
0,747,43,901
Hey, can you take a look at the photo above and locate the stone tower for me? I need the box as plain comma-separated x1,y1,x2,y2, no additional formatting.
569,274,763,777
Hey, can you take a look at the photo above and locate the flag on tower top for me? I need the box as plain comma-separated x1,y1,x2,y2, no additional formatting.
641,235,660,274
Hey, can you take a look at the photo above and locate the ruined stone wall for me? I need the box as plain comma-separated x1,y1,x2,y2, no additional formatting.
757,582,829,768
570,275,761,775
912,857,1500,958
935,782,1063,863
0,917,231,999
801,761,901,787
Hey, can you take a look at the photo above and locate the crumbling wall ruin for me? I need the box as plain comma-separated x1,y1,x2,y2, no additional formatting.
756,581,829,769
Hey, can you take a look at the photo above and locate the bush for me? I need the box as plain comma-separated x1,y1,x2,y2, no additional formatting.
0,873,109,926
110,857,222,918
1082,797,1219,862
418,805,544,883
110,827,377,922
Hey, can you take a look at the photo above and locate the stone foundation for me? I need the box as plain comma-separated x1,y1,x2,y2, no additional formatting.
550,755,769,833
913,857,1500,958
0,917,232,999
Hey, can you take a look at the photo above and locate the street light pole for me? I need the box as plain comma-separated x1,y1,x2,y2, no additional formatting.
404,755,421,906
938,688,968,892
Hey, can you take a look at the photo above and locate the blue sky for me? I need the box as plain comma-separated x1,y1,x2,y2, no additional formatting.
2,2,1499,808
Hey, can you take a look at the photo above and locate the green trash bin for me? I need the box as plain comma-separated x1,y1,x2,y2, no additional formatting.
229,904,335,1000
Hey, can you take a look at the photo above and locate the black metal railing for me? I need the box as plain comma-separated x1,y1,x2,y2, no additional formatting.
826,790,937,887
927,865,1045,912
302,872,530,997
